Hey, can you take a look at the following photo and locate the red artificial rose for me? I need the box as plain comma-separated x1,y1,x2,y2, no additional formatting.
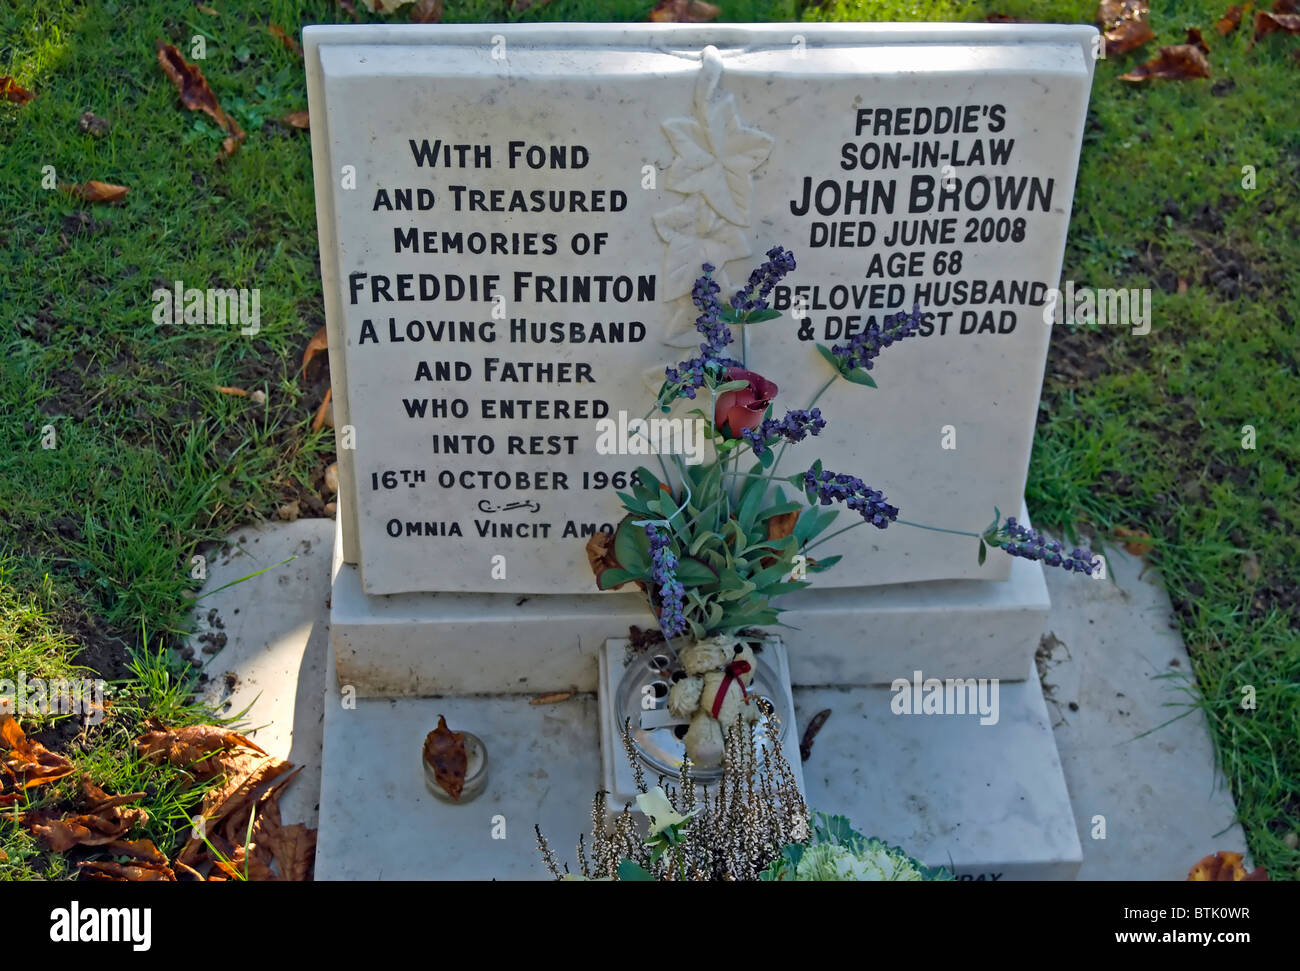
714,367,778,437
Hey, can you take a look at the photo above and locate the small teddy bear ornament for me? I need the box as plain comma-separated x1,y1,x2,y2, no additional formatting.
666,635,761,768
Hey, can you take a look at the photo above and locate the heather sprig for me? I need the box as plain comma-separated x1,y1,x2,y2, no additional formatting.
831,303,923,372
992,517,1096,573
728,246,797,315
742,408,827,458
645,524,687,638
803,467,898,529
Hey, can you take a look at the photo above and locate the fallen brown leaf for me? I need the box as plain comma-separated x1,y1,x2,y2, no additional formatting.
1188,850,1268,880
59,181,129,203
247,794,316,880
310,388,332,433
135,724,267,778
176,756,298,867
1120,44,1212,81
215,385,248,397
1186,26,1212,53
1113,526,1154,556
799,708,831,762
649,0,719,22
79,859,175,881
410,0,445,22
301,326,328,379
1275,0,1298,12
0,76,34,104
155,40,246,158
529,691,575,706
102,838,168,864
268,24,301,56
281,110,310,130
197,3,220,14
424,715,467,801
28,805,149,852
0,715,76,792
1098,0,1154,56
1216,3,1251,33
1253,9,1300,38
80,776,147,813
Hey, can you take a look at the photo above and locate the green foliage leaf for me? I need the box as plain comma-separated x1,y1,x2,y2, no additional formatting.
675,556,719,586
978,538,987,566
741,308,783,323
617,859,655,881
596,567,639,590
613,516,651,574
841,367,878,388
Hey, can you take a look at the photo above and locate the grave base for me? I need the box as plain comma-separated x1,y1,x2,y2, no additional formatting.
316,637,1080,879
329,501,1051,696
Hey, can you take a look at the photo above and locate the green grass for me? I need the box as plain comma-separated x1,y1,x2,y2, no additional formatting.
1,0,1297,880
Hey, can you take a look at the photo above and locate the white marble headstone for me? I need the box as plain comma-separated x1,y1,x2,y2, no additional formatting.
305,23,1096,596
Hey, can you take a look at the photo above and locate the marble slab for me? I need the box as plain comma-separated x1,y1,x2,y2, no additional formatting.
304,23,1098,596
316,634,1079,879
330,500,1051,694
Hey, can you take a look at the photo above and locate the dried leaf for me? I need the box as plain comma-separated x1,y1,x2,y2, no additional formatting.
248,796,316,880
79,859,175,881
176,756,297,866
310,388,332,433
324,462,339,494
135,724,266,777
1253,10,1300,38
1098,0,1154,55
1120,44,1212,81
799,708,831,762
0,76,35,104
1105,18,1155,55
767,511,800,542
59,181,129,203
648,0,719,23
1188,850,1268,880
301,325,328,378
281,110,310,130
215,385,248,397
268,24,301,56
585,529,620,579
102,838,168,864
1186,26,1212,53
530,691,574,706
424,715,467,801
1216,3,1250,34
155,40,246,158
410,0,444,22
80,776,146,812
1113,526,1154,556
28,805,149,852
0,715,76,792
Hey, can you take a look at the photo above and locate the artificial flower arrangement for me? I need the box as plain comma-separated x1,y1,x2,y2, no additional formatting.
586,245,1097,768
